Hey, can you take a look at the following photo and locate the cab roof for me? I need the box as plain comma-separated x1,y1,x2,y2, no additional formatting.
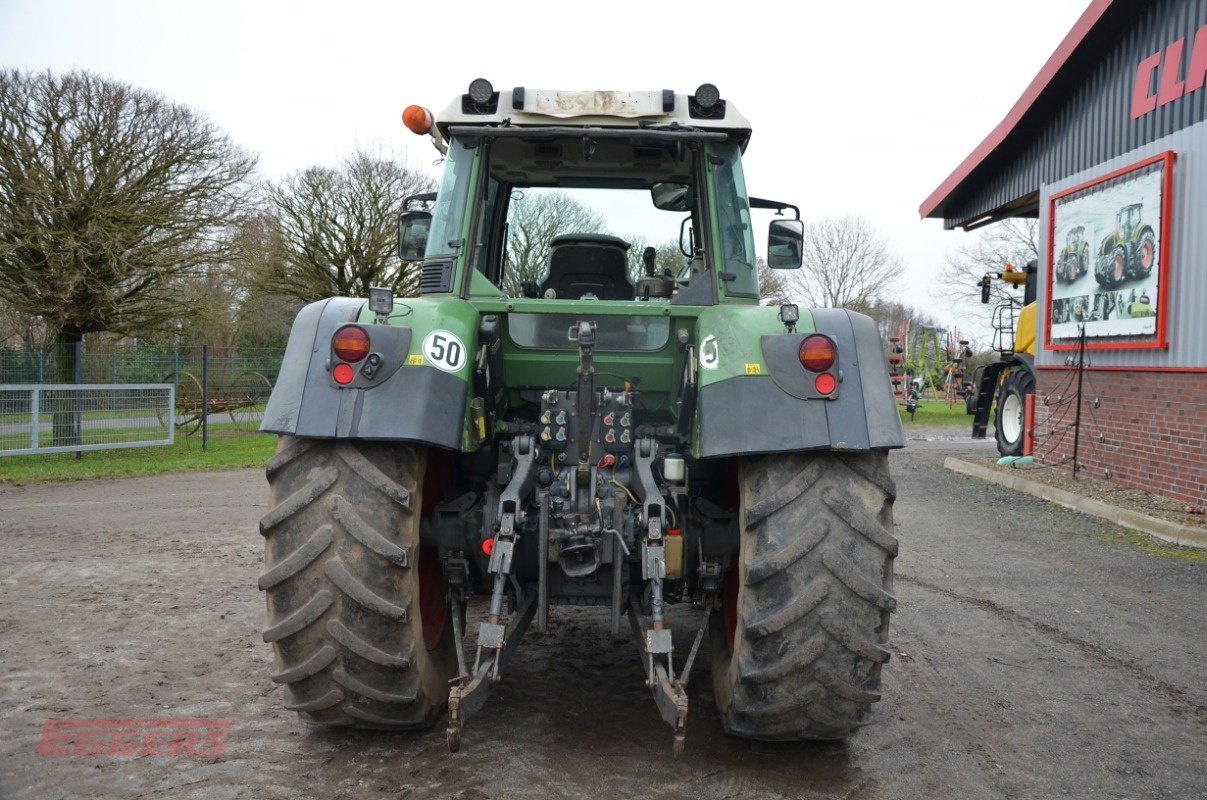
434,85,753,150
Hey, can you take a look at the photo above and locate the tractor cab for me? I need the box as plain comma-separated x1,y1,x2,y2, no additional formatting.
398,82,804,307
1118,203,1142,238
981,260,1036,355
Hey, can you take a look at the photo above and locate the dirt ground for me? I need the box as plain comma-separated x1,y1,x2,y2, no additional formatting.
1,430,1204,800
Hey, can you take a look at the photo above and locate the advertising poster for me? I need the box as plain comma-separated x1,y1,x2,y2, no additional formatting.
1048,158,1164,342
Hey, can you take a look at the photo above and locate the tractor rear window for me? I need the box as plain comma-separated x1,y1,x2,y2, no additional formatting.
507,313,670,351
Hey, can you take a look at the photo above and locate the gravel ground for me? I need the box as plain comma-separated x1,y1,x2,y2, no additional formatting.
1,431,1204,799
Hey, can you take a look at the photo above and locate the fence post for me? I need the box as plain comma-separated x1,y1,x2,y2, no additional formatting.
202,344,209,452
74,341,83,460
30,387,40,450
1072,325,1086,478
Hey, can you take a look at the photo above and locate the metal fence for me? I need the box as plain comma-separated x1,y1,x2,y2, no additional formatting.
0,384,174,456
0,344,283,384
0,345,284,444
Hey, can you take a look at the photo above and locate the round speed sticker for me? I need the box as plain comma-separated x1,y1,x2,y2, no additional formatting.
421,330,467,372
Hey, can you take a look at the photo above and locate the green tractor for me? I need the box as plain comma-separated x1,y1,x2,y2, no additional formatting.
1054,225,1089,283
1094,202,1156,288
258,81,904,754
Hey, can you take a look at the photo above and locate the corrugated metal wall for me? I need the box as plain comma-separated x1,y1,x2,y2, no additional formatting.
1036,119,1207,368
943,0,1207,228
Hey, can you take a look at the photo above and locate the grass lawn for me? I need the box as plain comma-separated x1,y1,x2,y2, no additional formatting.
0,424,172,451
897,399,972,428
1,399,971,484
0,427,278,483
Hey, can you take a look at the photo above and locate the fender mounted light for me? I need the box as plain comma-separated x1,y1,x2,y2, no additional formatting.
332,325,371,363
798,334,837,372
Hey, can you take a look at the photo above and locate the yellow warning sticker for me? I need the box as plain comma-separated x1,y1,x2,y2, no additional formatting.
744,363,762,375
406,354,425,366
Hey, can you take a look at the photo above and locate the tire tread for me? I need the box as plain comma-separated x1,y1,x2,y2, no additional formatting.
714,451,897,740
259,437,453,731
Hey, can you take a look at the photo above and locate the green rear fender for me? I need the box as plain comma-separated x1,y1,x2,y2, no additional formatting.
261,296,478,450
693,306,904,458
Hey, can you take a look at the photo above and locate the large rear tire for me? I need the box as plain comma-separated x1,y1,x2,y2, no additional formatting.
712,451,897,740
1134,229,1156,278
259,436,457,729
1056,253,1073,283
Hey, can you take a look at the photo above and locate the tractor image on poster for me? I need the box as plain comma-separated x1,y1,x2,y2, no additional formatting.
1054,225,1089,283
1094,202,1156,288
256,81,904,755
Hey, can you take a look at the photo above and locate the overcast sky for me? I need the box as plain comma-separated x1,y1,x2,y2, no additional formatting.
0,0,1091,342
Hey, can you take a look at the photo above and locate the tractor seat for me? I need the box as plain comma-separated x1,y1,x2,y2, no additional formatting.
540,233,633,300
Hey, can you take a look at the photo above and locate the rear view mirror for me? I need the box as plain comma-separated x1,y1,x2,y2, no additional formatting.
652,182,694,212
397,210,432,261
767,219,804,269
679,217,696,258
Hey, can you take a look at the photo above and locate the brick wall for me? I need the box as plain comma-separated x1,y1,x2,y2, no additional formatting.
1034,369,1207,505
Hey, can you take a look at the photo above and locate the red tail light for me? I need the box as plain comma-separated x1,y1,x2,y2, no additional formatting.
332,325,371,363
798,334,837,372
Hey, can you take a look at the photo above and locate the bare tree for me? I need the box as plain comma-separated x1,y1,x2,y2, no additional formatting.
234,289,303,351
503,190,606,294
758,260,792,305
784,215,901,310
0,69,257,368
624,238,686,284
861,298,940,345
255,150,436,303
0,302,49,351
173,265,242,350
225,211,300,351
652,242,687,277
935,218,1039,315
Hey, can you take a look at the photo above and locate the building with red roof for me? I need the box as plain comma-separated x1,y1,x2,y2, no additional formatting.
923,0,1206,505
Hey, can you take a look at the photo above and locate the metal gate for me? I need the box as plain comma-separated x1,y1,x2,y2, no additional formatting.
0,384,174,456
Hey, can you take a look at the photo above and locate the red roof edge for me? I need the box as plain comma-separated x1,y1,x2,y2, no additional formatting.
919,0,1116,221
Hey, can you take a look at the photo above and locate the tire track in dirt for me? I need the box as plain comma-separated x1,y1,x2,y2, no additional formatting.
896,571,1207,725
884,599,1016,798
